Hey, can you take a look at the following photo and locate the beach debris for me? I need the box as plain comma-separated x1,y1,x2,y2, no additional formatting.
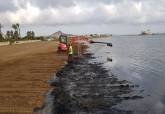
36,53,143,114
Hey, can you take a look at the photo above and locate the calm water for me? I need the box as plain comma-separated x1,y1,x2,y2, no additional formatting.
89,35,165,114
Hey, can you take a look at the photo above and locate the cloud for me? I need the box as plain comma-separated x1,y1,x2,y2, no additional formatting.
0,0,165,26
0,0,16,12
6,1,40,24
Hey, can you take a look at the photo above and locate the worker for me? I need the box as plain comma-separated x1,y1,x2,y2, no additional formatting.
68,43,73,63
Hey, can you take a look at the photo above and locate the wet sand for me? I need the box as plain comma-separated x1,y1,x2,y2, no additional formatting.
0,41,67,114
36,53,143,114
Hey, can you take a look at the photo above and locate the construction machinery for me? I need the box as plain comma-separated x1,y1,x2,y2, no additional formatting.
57,34,88,52
57,35,68,52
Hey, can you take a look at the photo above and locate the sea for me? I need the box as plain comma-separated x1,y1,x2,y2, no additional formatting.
88,34,165,114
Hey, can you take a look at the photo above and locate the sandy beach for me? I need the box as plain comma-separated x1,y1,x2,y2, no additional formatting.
0,41,67,114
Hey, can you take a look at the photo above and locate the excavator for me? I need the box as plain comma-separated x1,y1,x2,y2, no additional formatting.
57,34,88,52
57,35,68,52
57,34,112,51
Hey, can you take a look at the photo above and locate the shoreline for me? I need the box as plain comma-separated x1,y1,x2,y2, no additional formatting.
36,51,143,114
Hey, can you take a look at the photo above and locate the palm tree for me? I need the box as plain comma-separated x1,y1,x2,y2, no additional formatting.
16,23,20,38
27,31,32,40
8,30,14,45
0,23,2,34
26,31,35,40
0,23,3,41
6,31,10,39
31,31,35,39
10,30,14,38
12,24,17,31
12,24,18,42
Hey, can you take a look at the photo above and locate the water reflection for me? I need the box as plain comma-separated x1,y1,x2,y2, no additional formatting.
89,35,165,114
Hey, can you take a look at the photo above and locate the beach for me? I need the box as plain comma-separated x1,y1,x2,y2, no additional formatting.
36,35,165,114
0,41,67,114
1,35,165,114
36,53,143,114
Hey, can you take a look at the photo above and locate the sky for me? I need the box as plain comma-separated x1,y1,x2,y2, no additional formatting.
0,0,165,36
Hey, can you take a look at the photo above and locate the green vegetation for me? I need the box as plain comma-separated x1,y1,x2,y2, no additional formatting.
0,33,3,42
0,23,45,44
12,24,19,42
26,31,35,40
0,23,4,42
5,30,15,45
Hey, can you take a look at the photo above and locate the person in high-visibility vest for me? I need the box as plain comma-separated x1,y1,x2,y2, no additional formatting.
68,43,73,63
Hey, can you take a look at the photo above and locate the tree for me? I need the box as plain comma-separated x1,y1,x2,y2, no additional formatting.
10,30,14,38
31,31,35,39
7,30,15,45
0,23,4,41
27,31,31,40
0,33,3,42
6,31,10,39
26,31,35,40
12,23,20,41
14,31,19,40
12,24,17,40
0,23,2,34
16,23,20,38
12,24,17,31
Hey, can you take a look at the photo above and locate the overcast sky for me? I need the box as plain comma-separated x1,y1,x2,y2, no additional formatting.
0,0,165,36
